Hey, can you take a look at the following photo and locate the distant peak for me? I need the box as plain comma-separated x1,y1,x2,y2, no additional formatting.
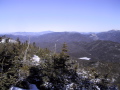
108,29,120,32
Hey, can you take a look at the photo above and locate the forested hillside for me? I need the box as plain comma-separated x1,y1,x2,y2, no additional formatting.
97,30,120,43
0,36,119,90
2,31,120,62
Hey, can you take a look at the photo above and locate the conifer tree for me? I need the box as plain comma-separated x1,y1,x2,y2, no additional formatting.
0,37,2,42
16,37,21,45
5,38,9,43
49,43,70,89
33,42,36,47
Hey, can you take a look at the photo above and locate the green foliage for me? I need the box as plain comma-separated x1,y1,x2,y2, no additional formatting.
0,37,118,89
0,37,43,89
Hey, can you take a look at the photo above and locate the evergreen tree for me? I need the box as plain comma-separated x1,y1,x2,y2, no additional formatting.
5,38,9,43
48,43,71,89
33,42,36,47
16,37,21,45
0,37,2,42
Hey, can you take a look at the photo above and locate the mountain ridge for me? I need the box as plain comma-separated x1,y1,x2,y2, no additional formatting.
1,30,120,62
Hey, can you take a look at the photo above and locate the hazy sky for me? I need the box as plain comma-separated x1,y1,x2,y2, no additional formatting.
0,0,120,33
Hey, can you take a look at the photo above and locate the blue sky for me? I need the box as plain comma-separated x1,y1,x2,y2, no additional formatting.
0,0,120,33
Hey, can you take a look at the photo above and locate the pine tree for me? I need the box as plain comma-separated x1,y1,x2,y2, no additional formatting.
33,42,36,47
0,42,22,89
48,43,71,89
5,38,9,43
59,42,70,71
16,37,21,45
0,37,2,42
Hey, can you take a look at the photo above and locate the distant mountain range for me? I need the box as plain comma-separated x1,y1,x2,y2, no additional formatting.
1,30,120,43
1,30,120,62
0,31,53,36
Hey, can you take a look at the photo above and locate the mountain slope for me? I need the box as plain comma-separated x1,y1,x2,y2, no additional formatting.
97,30,120,43
31,32,93,43
2,31,120,62
84,40,120,62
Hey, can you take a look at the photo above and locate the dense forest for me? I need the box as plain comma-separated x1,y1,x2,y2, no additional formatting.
0,36,119,90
